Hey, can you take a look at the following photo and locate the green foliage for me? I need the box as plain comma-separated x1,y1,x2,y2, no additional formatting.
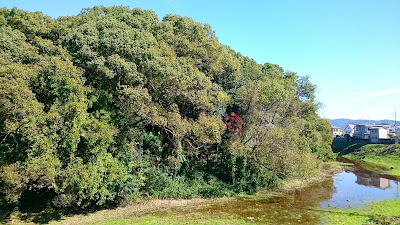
231,58,333,184
0,7,54,39
253,126,319,180
0,6,333,210
0,18,126,207
143,168,234,199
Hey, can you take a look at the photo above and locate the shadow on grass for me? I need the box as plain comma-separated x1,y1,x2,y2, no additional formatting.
331,141,367,156
0,194,17,224
18,210,63,224
0,190,120,224
0,188,64,224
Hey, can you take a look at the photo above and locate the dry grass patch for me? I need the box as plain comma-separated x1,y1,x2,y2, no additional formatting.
281,161,342,192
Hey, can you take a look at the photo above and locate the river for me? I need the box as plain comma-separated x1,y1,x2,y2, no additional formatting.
187,157,400,224
320,157,400,209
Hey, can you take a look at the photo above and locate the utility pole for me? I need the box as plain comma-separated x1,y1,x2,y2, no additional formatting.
394,109,397,133
394,109,398,144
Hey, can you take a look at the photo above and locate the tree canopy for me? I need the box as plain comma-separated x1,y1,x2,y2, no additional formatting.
0,6,333,208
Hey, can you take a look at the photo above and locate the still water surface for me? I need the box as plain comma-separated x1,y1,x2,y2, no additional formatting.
187,158,400,224
320,158,400,209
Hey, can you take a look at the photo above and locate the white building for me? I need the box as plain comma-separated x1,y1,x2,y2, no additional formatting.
331,126,344,137
344,124,356,137
370,127,389,143
354,124,371,139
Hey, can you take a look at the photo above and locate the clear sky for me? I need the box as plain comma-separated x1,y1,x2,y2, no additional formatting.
2,0,400,120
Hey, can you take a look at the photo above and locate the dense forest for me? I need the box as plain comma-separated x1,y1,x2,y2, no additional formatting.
0,6,333,209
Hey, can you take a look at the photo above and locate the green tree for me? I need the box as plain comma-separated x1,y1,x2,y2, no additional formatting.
0,6,333,208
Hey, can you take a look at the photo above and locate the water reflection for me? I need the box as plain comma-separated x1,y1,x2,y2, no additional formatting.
175,158,400,224
320,158,400,209
186,179,336,224
355,170,390,190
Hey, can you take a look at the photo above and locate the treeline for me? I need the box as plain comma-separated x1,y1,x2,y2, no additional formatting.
0,6,333,208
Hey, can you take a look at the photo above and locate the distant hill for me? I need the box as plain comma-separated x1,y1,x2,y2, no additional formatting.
329,119,398,129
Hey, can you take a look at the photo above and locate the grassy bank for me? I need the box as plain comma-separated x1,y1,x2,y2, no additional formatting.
331,141,366,154
337,143,400,177
323,199,400,225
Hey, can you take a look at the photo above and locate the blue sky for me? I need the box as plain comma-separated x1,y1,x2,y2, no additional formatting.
2,0,400,120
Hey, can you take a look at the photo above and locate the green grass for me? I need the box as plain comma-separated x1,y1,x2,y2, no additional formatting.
96,214,249,225
339,144,400,177
323,199,400,225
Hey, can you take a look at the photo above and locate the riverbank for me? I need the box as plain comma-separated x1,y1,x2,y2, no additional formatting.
3,161,342,224
337,143,400,177
322,143,400,224
6,147,398,225
323,199,400,225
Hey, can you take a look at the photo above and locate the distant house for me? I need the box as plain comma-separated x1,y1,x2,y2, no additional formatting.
331,126,344,137
354,124,371,139
389,126,400,137
370,127,389,143
344,124,356,137
354,124,391,141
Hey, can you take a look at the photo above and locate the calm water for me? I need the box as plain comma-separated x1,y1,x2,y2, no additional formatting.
320,158,400,209
185,158,400,224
